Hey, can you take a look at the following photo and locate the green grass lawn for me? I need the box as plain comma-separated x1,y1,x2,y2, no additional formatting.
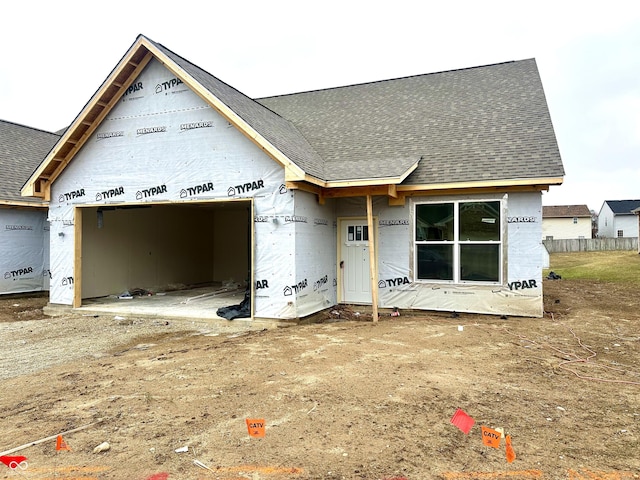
546,250,640,285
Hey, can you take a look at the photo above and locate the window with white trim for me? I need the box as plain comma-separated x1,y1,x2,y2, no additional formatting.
415,200,502,283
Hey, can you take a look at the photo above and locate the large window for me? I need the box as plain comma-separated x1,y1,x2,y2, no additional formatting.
415,201,502,283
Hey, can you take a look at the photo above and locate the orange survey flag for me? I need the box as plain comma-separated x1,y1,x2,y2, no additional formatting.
505,435,516,463
56,435,71,451
481,426,501,449
245,418,266,438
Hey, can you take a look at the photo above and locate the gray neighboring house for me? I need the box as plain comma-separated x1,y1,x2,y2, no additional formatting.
0,120,59,294
22,34,564,319
597,200,640,238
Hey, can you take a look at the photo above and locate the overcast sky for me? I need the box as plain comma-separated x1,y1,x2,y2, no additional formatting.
2,1,638,212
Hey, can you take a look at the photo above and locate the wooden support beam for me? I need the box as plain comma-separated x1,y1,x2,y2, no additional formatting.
323,185,392,199
73,208,82,308
366,195,379,323
250,199,256,319
286,181,322,197
38,179,50,201
389,195,406,206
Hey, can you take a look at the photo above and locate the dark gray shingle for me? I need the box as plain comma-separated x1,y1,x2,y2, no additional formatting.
0,120,59,203
258,59,564,185
605,200,640,215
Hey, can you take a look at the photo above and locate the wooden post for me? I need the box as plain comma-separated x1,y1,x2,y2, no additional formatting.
366,195,379,322
73,207,82,308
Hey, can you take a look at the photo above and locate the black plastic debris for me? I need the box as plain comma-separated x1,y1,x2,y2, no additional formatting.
216,289,251,320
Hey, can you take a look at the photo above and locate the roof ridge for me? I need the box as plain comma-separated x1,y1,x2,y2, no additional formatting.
257,59,531,100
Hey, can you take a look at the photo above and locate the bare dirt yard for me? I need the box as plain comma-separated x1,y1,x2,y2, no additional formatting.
0,279,638,480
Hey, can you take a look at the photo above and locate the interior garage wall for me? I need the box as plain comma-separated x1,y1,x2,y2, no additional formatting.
212,206,250,285
81,204,249,298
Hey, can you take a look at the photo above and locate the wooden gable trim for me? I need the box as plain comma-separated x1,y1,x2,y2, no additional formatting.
21,40,154,200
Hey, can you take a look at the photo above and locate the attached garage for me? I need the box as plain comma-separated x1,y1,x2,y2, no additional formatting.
77,202,250,300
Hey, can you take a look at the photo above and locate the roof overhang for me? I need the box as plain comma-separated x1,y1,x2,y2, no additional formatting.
0,200,48,209
287,175,563,205
286,158,420,188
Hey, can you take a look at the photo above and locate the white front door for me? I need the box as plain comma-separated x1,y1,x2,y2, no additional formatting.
340,219,371,304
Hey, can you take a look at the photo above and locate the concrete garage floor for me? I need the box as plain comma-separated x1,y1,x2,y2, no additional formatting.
73,285,257,324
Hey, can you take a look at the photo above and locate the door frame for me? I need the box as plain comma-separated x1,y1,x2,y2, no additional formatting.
337,215,379,305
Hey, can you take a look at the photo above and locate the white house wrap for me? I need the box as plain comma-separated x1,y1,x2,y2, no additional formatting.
0,209,49,294
1,119,58,296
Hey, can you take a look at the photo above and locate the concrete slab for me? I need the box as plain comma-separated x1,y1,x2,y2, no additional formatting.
42,285,300,330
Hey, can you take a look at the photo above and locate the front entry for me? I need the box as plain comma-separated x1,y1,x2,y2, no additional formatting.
339,218,372,304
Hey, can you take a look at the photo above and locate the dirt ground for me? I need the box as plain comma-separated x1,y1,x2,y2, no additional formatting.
0,280,638,480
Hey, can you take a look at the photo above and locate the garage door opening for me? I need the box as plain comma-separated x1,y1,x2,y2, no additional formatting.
75,200,252,319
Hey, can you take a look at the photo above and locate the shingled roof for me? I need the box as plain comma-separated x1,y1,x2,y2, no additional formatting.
0,120,59,206
604,200,640,215
543,205,591,218
259,59,564,186
22,34,564,200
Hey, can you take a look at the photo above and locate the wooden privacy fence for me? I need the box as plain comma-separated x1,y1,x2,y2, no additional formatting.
543,237,638,253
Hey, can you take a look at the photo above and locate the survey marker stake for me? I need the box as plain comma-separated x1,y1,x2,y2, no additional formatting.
0,420,103,456
194,459,214,471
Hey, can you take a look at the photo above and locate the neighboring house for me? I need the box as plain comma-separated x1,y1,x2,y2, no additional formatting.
597,200,640,238
22,34,564,319
542,205,592,240
0,120,59,294
634,208,640,253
